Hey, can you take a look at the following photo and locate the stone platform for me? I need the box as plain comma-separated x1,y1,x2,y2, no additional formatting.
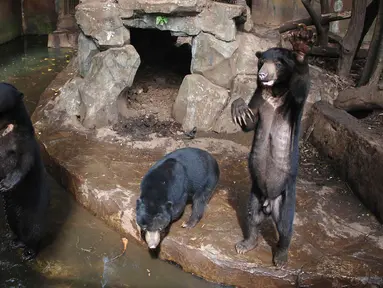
30,60,383,288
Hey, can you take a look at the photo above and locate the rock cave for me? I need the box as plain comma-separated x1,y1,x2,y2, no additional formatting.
57,0,271,134
28,0,383,287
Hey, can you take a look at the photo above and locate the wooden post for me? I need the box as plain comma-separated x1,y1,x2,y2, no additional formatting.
337,0,367,78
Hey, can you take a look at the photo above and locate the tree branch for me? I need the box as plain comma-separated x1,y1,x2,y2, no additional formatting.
279,11,351,34
320,0,330,46
309,46,368,59
337,0,367,78
301,0,327,46
355,0,379,59
358,0,382,86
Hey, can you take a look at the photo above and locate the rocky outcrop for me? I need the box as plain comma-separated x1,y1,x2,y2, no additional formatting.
122,15,201,36
120,0,207,14
67,0,256,131
191,32,239,89
69,0,339,134
213,74,257,133
77,32,100,77
195,1,244,41
76,2,130,48
173,74,229,131
57,45,140,129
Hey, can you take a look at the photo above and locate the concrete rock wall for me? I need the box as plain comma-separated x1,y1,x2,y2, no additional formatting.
23,0,57,35
0,0,22,44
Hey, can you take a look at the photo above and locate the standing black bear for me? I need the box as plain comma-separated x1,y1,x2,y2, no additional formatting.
0,82,50,261
231,25,314,267
136,147,220,249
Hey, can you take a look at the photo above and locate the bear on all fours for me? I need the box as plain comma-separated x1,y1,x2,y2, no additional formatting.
136,147,220,249
231,24,314,267
0,82,50,261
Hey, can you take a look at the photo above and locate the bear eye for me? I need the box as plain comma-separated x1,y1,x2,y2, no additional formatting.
275,61,282,67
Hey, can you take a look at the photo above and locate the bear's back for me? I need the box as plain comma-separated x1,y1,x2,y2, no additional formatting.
143,147,219,197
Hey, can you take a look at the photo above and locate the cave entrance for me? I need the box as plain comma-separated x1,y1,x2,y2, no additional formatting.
115,28,192,140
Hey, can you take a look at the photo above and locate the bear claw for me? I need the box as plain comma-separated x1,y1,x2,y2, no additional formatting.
231,98,255,127
21,248,37,261
9,239,25,250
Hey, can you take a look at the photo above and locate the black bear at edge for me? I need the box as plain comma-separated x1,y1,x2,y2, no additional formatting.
231,24,314,267
136,147,220,249
0,82,50,261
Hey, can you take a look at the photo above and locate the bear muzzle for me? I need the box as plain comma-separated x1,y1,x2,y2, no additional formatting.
258,62,277,86
145,230,161,249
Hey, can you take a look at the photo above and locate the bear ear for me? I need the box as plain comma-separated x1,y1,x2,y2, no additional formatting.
165,201,173,211
255,51,262,58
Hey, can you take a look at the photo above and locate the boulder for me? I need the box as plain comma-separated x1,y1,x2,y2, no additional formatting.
76,2,130,48
196,1,244,41
191,32,238,89
232,32,277,76
123,15,200,36
56,76,84,118
119,0,207,15
77,32,100,77
213,74,257,133
173,74,229,131
79,45,141,129
240,5,254,32
123,1,246,41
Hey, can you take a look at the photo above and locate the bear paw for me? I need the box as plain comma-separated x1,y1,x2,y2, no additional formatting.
287,23,316,61
9,239,25,250
181,220,197,229
231,98,255,127
273,248,288,268
21,248,37,261
235,238,258,254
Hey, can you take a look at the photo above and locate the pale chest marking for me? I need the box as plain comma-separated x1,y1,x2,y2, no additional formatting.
262,89,287,109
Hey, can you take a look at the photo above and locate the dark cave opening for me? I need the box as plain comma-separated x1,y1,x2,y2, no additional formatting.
115,28,192,140
130,28,192,78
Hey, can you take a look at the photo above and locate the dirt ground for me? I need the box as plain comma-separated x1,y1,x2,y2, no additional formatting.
357,110,383,138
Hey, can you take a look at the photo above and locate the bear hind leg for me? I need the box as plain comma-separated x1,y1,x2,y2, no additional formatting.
272,181,296,268
182,180,217,229
235,184,265,254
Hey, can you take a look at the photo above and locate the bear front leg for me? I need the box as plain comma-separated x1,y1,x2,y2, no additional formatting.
0,152,34,192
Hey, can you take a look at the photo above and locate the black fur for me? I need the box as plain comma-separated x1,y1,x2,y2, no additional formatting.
231,47,310,267
136,147,220,246
0,82,50,261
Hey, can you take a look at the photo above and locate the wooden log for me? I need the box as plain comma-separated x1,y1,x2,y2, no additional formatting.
279,11,351,34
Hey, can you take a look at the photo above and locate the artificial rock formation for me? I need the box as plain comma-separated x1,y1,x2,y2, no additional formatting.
57,0,264,131
57,0,337,134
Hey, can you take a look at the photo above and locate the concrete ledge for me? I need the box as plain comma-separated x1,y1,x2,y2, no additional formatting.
31,65,383,288
310,102,383,224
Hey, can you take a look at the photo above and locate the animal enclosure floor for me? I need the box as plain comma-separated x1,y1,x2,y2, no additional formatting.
31,56,383,288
